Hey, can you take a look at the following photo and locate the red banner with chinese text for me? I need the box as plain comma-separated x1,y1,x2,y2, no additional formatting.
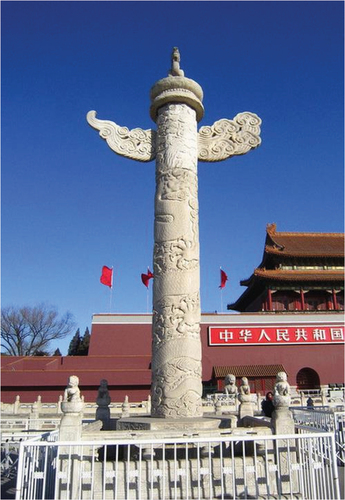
209,324,344,346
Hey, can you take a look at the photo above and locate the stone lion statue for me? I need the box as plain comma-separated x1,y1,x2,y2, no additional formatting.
273,371,291,407
238,376,251,403
224,374,237,396
64,375,81,402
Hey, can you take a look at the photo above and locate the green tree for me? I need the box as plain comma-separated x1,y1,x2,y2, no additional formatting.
53,348,62,356
78,327,90,356
1,304,75,356
68,328,81,356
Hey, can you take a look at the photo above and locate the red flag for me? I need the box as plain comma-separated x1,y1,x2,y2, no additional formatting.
100,266,113,288
141,268,154,288
219,269,228,289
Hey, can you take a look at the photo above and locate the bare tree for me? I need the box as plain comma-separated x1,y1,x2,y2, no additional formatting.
1,304,75,356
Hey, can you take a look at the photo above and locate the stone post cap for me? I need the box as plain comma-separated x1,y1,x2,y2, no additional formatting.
150,48,204,123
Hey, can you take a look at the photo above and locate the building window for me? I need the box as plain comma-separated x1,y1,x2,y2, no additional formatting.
304,292,328,311
272,292,298,311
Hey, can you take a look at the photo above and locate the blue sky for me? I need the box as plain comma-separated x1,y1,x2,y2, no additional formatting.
2,1,344,355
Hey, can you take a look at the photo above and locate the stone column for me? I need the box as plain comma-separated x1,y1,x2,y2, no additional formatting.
149,51,204,418
150,113,202,417
86,47,261,421
121,395,130,418
30,399,40,430
320,385,328,406
13,395,20,415
57,395,63,415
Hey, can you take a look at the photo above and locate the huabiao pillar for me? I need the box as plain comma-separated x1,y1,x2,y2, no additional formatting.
87,48,261,419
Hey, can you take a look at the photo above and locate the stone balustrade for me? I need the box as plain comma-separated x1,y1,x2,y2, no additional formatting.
1,386,343,418
1,396,152,417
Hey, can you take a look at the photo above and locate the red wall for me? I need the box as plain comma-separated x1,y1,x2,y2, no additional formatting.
1,314,344,403
88,323,151,356
200,322,344,385
1,354,152,403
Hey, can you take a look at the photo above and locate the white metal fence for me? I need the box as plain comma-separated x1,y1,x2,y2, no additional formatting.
16,431,340,500
1,431,59,481
292,408,345,465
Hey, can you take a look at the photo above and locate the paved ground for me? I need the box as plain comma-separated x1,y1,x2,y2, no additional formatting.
339,464,345,499
1,476,16,499
1,463,17,500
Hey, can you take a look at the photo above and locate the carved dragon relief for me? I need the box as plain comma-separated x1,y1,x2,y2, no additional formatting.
155,105,198,173
151,349,203,418
152,393,202,419
152,387,202,418
151,357,202,417
154,358,202,393
154,238,199,275
152,292,201,347
86,111,156,162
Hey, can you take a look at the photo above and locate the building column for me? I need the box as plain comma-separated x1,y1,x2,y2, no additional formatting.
267,289,273,311
326,290,333,310
300,289,305,311
332,289,338,311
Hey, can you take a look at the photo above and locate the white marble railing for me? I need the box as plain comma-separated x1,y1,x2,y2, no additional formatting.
1,417,62,432
1,398,152,416
2,388,344,417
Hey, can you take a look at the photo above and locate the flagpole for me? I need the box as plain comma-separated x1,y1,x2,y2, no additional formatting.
147,264,151,314
220,266,223,313
219,266,228,312
109,287,113,312
109,266,114,312
142,266,153,313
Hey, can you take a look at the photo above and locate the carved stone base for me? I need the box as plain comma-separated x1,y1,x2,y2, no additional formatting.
239,401,254,421
96,406,111,429
116,416,232,433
